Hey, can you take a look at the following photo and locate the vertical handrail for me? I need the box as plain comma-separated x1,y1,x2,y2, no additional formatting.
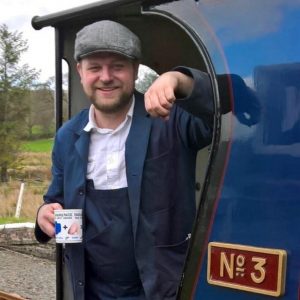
55,27,63,300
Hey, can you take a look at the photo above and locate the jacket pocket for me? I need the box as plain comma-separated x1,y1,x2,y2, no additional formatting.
141,151,177,214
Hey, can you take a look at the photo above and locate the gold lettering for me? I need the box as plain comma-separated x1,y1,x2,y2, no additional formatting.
236,255,245,267
220,252,234,279
251,257,266,284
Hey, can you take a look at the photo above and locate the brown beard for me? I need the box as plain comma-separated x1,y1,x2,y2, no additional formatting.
91,90,134,114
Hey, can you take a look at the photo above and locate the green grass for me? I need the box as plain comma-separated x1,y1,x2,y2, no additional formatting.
22,138,53,153
0,216,33,224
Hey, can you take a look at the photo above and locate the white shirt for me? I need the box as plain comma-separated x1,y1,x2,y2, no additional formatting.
83,98,134,189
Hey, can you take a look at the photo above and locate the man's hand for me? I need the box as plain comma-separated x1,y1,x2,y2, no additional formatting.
144,71,194,120
37,203,63,238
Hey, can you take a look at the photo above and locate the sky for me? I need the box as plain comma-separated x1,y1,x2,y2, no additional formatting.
1,0,98,82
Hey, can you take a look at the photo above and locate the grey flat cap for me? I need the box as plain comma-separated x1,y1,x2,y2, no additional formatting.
74,20,141,61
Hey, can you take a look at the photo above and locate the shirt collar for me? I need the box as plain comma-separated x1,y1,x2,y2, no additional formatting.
84,96,135,134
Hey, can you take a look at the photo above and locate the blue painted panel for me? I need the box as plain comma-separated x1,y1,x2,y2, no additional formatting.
190,1,300,299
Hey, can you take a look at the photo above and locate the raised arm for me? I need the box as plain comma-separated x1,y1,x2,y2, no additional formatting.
144,67,214,121
144,71,194,120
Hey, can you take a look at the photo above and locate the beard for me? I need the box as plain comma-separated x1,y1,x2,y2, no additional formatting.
90,90,133,114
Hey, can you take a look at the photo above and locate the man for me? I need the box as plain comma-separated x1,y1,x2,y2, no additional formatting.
35,20,213,300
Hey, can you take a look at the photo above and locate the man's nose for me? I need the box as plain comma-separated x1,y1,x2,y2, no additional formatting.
99,66,113,82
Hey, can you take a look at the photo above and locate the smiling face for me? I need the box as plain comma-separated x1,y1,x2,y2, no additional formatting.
77,52,139,115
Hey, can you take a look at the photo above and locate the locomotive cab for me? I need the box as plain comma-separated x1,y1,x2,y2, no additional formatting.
32,1,218,298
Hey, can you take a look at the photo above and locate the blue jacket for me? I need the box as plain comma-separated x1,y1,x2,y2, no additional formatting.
35,67,214,299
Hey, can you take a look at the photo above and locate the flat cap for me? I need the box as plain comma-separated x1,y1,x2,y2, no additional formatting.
74,20,141,61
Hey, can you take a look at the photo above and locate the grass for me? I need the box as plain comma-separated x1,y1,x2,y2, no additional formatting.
0,140,52,221
0,180,49,221
22,138,53,153
0,216,32,225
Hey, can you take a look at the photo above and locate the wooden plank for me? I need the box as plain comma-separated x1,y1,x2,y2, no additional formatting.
0,291,26,300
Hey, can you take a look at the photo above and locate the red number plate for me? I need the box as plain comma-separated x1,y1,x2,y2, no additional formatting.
207,242,287,297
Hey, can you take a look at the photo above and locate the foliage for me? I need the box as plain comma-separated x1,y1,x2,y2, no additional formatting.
23,81,55,139
0,24,40,182
135,65,159,93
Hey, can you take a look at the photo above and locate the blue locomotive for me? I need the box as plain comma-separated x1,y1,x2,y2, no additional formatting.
32,0,300,299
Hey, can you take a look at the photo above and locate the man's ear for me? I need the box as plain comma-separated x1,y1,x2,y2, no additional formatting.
77,62,82,74
76,62,83,82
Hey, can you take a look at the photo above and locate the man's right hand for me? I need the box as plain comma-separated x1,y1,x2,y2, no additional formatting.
37,203,63,238
144,71,194,120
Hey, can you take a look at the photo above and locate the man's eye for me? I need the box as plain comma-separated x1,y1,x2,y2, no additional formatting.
113,64,124,70
88,66,100,71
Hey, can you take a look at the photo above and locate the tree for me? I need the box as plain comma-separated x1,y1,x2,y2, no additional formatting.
0,24,39,182
24,81,55,139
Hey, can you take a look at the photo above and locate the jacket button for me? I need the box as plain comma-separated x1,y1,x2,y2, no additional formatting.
78,280,84,286
78,190,84,196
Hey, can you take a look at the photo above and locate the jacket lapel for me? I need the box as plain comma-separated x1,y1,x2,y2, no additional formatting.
126,93,151,239
73,109,90,167
75,129,90,168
